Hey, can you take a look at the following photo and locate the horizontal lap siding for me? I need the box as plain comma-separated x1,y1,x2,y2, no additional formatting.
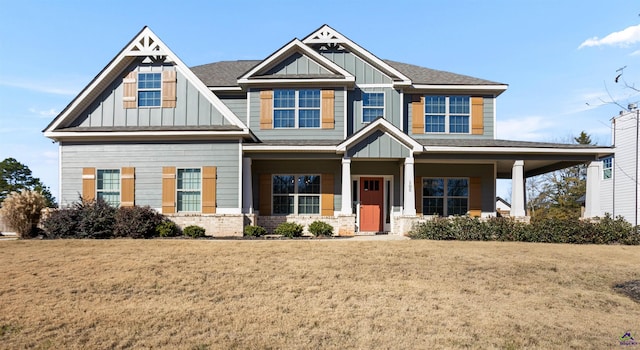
352,87,402,133
60,142,240,209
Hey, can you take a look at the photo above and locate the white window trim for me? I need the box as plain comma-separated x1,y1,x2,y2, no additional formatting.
362,91,385,123
96,168,121,207
176,167,202,213
424,96,471,134
137,71,162,108
271,174,321,215
421,177,470,216
273,89,322,129
602,157,613,180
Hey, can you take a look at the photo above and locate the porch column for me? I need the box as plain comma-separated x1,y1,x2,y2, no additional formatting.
584,160,602,218
242,157,253,214
403,156,416,216
510,160,526,217
340,157,352,215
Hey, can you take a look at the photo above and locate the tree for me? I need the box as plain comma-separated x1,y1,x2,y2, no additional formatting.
0,158,56,207
527,131,594,220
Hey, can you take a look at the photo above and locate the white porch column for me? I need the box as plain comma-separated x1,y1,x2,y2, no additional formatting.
510,160,526,217
242,157,253,214
584,160,602,218
340,157,352,215
403,156,416,216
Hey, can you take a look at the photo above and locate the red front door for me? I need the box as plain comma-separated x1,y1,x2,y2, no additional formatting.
360,177,383,232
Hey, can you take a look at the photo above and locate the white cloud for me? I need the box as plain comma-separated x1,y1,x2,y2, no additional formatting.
579,24,640,49
28,108,58,118
631,49,640,56
0,78,80,96
496,116,556,141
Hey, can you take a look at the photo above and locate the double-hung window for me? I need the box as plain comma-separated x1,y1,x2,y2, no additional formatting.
362,92,384,123
272,175,321,214
273,89,320,128
177,168,201,212
97,169,120,206
424,96,470,133
422,178,469,216
602,157,613,179
138,72,162,107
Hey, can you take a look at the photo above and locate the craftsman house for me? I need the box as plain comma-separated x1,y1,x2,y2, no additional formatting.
44,25,613,236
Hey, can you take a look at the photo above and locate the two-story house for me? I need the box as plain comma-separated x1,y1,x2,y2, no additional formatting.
44,25,613,236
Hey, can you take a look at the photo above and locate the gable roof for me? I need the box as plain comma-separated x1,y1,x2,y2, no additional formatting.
337,117,423,154
44,27,250,139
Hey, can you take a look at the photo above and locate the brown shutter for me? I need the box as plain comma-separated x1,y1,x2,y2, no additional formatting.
468,177,482,217
321,89,335,129
202,166,217,214
259,174,271,215
162,70,177,108
415,176,422,215
411,95,424,134
260,90,273,129
123,71,137,109
82,168,96,202
121,167,135,207
471,97,484,135
162,167,176,214
321,173,334,216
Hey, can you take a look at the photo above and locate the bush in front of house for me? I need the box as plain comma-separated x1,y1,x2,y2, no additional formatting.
244,225,267,237
183,225,206,238
274,222,304,238
0,190,47,238
76,198,117,239
156,220,181,237
308,220,334,237
114,205,165,239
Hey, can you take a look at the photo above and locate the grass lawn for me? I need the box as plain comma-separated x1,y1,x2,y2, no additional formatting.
0,239,639,349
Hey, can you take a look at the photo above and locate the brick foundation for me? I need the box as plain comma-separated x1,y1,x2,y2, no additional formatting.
169,214,249,237
257,215,356,236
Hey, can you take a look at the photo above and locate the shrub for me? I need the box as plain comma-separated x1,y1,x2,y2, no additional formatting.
244,225,267,237
274,222,303,238
113,206,164,239
308,221,333,237
183,225,206,238
77,198,117,239
42,207,80,238
0,191,47,238
156,220,181,237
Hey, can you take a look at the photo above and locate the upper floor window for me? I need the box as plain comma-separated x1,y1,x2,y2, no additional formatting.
603,157,612,179
422,177,469,216
362,92,384,123
97,169,120,206
272,175,321,214
177,168,201,212
273,89,320,128
424,96,470,133
138,73,162,107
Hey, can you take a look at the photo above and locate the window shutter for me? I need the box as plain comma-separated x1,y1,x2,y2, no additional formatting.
321,89,335,129
162,70,177,108
259,174,271,215
471,97,484,135
469,177,482,217
415,176,422,215
321,173,334,216
123,71,137,109
162,167,176,214
411,95,424,134
121,167,135,207
202,166,217,214
82,167,96,202
260,90,273,129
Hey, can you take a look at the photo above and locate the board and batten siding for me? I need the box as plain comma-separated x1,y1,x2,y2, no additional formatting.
59,141,241,209
350,87,402,133
264,52,333,76
347,130,410,159
248,88,344,140
71,64,233,129
320,51,392,85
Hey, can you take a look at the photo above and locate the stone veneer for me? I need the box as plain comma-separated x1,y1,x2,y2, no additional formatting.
257,215,357,236
169,214,247,237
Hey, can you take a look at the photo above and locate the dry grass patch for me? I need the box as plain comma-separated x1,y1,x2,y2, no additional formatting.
0,240,639,349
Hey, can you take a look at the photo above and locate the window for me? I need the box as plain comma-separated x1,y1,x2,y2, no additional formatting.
424,96,470,133
422,178,469,216
97,169,120,206
272,175,321,214
603,157,613,179
177,168,201,212
273,89,320,128
138,72,162,107
362,92,384,123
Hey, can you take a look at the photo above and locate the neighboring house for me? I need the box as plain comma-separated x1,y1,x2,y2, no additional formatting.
43,25,613,236
600,106,640,226
496,197,511,217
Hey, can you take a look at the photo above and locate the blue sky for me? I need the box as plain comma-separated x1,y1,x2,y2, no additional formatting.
1,0,639,202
